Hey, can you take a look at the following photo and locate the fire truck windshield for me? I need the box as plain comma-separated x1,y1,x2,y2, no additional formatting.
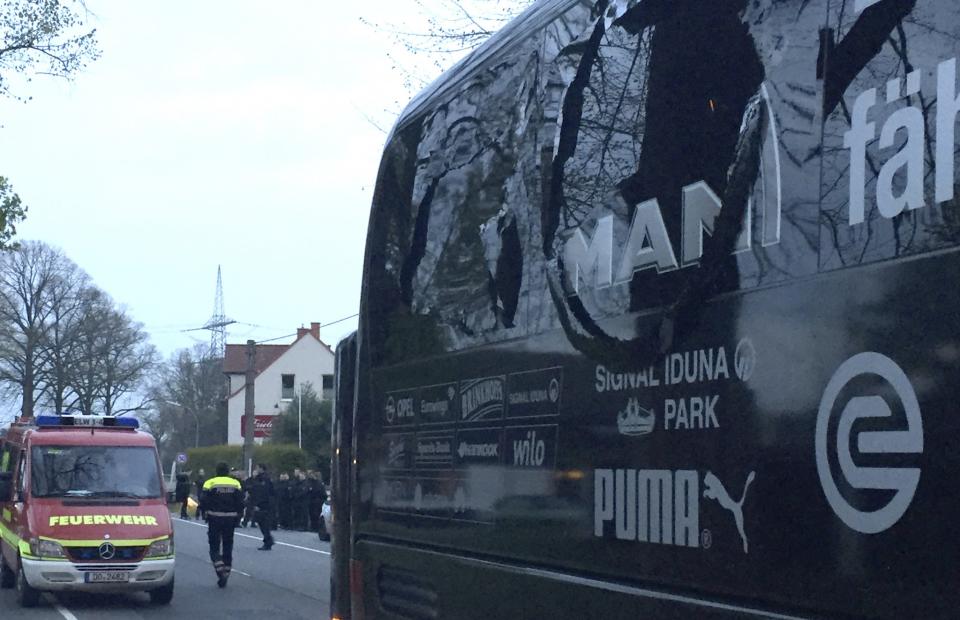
30,446,162,499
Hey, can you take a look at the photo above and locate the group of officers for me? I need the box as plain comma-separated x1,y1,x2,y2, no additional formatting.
174,463,328,587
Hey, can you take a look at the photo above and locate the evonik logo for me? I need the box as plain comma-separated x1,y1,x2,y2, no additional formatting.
816,353,923,534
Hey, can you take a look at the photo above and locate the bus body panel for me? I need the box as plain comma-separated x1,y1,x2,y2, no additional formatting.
342,0,960,617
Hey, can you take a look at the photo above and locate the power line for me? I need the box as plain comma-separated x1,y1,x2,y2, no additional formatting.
253,313,359,345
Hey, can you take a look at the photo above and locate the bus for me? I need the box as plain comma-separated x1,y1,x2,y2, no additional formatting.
332,0,960,617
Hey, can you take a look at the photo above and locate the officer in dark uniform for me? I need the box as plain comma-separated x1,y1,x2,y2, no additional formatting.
308,472,326,532
199,462,244,587
194,468,207,520
175,473,191,519
277,473,292,529
249,463,276,550
292,470,309,530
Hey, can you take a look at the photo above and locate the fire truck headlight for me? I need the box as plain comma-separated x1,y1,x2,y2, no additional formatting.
144,537,173,558
31,539,67,559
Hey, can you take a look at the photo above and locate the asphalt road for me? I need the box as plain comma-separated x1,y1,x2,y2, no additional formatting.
0,516,331,619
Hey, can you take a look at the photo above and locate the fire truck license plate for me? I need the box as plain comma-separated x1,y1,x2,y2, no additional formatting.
85,571,129,583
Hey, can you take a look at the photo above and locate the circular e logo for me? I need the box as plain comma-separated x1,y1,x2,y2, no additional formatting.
815,352,923,534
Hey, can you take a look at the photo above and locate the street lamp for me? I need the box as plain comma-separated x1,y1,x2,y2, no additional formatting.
165,401,199,449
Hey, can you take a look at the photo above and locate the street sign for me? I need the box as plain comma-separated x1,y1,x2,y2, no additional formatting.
176,453,188,464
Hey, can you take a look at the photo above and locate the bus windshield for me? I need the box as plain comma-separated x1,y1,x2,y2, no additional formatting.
30,445,162,499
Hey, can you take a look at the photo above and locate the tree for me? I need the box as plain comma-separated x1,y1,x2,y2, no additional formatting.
143,345,228,465
366,0,532,93
0,241,72,417
270,384,332,477
0,241,156,418
35,254,88,414
0,177,27,251
0,0,100,101
0,1,101,248
67,289,156,416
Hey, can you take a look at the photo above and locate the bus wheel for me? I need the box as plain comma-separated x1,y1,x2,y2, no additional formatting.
16,561,40,607
0,555,14,589
149,578,174,605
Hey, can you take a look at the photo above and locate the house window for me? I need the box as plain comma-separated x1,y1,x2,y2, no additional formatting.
281,374,295,400
322,374,334,400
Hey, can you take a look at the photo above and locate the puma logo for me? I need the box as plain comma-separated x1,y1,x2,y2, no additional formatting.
703,471,755,553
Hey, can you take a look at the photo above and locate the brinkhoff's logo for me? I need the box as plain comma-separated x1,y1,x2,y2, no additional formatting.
816,353,923,534
594,469,755,554
461,377,504,422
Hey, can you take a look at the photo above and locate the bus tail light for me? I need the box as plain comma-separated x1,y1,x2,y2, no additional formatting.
350,559,366,620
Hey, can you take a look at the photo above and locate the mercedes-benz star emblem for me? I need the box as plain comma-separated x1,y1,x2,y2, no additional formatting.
98,542,116,560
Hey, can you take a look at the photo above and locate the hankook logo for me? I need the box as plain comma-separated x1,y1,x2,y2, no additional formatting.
815,353,923,534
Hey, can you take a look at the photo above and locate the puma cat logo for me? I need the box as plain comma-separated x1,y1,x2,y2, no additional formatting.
703,471,756,553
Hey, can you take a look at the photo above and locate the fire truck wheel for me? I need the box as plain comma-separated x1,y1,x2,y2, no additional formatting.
149,577,174,605
0,555,14,589
16,561,40,607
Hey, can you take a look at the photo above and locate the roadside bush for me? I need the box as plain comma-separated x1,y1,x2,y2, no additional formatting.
184,444,307,477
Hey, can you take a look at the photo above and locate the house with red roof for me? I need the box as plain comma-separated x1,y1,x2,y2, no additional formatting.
224,322,335,445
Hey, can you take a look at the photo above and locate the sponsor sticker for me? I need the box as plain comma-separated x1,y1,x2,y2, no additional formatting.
460,376,505,424
816,352,922,534
594,469,755,553
420,383,459,425
507,368,563,419
384,390,417,427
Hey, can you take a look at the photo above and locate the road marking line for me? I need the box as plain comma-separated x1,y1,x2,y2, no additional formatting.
45,594,79,620
175,517,331,555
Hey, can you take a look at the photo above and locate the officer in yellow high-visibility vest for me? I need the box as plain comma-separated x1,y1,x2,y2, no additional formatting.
199,462,245,587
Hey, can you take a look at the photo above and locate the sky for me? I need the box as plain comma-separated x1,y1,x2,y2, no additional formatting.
0,1,450,363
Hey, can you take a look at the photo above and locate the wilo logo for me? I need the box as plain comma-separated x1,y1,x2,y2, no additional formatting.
816,353,923,534
512,430,546,467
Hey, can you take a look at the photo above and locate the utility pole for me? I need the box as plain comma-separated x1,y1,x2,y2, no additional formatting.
242,339,256,475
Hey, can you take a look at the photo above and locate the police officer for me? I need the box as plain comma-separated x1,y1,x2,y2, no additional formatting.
175,473,191,519
194,468,207,520
249,463,276,550
308,472,326,532
199,462,244,587
277,473,292,529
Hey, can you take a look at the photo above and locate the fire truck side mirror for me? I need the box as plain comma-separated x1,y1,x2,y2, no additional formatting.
0,471,12,502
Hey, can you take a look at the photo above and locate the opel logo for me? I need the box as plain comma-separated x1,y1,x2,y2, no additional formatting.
98,542,116,560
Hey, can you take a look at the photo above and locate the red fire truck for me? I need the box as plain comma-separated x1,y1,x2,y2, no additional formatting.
0,415,175,607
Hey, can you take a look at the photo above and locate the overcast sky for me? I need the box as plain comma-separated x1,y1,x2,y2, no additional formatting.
0,1,448,361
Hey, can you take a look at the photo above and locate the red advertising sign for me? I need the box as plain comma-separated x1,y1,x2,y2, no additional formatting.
240,415,275,438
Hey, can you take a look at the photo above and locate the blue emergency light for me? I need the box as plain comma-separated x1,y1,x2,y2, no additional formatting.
35,415,139,429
